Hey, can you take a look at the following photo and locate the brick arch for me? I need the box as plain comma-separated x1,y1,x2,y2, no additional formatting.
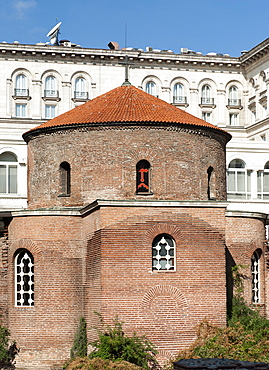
145,223,184,246
156,348,176,363
140,285,188,309
10,239,42,258
126,146,161,164
244,242,263,261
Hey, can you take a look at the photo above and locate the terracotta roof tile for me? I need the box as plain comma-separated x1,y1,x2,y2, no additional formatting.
26,85,230,136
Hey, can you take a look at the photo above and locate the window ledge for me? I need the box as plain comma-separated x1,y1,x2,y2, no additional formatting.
226,105,243,110
199,103,216,109
42,97,61,102
136,192,154,196
71,98,90,103
12,95,32,101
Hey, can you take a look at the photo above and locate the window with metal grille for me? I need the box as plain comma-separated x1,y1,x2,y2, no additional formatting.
251,250,261,304
152,234,175,271
15,249,34,307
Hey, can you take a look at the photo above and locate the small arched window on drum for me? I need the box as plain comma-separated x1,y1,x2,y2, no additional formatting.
136,160,150,194
59,161,71,196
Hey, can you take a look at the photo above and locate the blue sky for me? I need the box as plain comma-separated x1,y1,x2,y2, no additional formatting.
0,0,268,56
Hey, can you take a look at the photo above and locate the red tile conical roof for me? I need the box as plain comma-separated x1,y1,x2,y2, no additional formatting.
24,85,230,139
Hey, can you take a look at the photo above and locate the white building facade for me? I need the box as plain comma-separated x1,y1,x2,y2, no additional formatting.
1,38,269,230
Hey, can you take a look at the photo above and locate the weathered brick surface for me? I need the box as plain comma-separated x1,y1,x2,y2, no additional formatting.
226,216,267,316
85,206,227,361
27,126,228,209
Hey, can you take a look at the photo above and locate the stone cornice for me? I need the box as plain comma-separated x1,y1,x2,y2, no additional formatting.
240,37,269,66
11,199,229,218
0,42,241,71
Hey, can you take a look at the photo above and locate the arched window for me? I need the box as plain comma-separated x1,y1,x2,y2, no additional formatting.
0,152,18,194
45,76,57,98
257,161,269,199
152,234,175,271
15,74,28,97
173,83,185,104
201,85,212,104
136,160,150,194
251,249,261,304
228,86,239,106
207,166,216,200
15,249,34,307
74,78,87,99
145,82,157,97
59,161,71,196
227,159,251,200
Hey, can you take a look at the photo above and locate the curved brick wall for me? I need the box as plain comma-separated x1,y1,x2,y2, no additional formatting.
27,124,228,208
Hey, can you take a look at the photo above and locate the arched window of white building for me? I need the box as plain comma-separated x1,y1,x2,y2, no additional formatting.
45,76,57,98
74,78,87,99
152,234,175,271
0,152,18,194
201,84,212,104
251,249,261,304
228,86,239,106
145,81,157,97
15,74,28,97
173,83,185,103
15,249,34,307
227,159,251,200
257,161,269,199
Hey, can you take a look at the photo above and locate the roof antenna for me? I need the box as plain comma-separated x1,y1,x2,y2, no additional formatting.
46,21,62,45
125,22,127,49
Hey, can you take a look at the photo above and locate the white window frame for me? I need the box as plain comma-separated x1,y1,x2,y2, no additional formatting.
15,74,28,97
229,113,239,126
45,76,57,98
257,161,269,199
15,103,26,118
227,159,251,200
173,83,185,103
145,81,157,97
75,77,87,99
201,84,211,104
228,86,239,106
45,105,56,119
202,112,212,123
0,152,18,194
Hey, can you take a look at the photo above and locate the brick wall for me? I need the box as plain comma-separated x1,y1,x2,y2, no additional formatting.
8,215,84,368
27,125,228,209
225,215,267,316
84,205,227,363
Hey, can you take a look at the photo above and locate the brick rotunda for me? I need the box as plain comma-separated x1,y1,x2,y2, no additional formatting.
4,83,267,369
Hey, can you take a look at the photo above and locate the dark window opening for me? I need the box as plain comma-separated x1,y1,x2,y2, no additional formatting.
59,161,71,196
207,166,216,200
136,160,150,194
